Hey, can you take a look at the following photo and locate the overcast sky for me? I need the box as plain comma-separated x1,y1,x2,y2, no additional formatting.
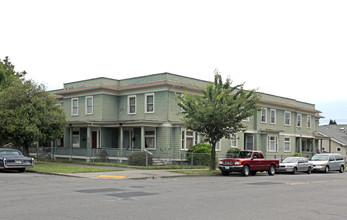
1,0,346,124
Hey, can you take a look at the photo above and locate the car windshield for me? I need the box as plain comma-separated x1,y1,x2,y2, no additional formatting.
0,150,22,156
311,155,329,161
236,151,253,158
282,157,298,163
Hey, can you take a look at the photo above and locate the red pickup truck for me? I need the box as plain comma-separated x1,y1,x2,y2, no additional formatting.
219,150,279,176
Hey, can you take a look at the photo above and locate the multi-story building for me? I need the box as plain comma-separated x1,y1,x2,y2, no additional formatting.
51,72,322,161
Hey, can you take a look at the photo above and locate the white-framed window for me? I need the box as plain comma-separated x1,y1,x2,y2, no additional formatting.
85,96,93,115
307,115,311,128
72,129,80,148
270,109,276,124
71,98,79,116
297,114,302,127
245,134,254,150
215,140,221,151
284,111,291,126
242,117,250,122
181,129,196,150
230,135,237,148
261,108,267,123
268,136,278,152
145,93,155,113
128,95,136,114
284,137,291,152
145,130,156,149
336,147,342,152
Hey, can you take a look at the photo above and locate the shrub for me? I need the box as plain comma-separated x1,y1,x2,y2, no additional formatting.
128,152,153,166
226,148,241,158
293,152,302,157
187,143,211,166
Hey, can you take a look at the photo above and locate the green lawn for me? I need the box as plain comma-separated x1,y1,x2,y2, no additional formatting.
27,163,122,174
171,169,220,175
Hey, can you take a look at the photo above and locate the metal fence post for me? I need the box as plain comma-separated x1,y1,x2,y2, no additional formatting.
146,151,148,170
191,152,194,169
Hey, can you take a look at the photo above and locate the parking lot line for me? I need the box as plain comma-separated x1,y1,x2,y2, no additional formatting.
98,175,126,179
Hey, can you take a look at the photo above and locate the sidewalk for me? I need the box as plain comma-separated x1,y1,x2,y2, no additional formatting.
62,169,188,180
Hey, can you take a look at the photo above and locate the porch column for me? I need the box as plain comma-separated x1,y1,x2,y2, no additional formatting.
141,126,145,151
87,126,92,160
298,137,302,154
69,125,73,161
120,126,123,155
312,138,316,154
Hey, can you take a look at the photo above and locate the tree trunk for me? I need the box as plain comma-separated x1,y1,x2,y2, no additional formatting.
210,142,216,170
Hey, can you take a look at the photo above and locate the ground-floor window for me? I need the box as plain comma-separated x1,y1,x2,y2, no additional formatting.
181,129,196,150
284,137,291,152
268,136,278,152
245,134,253,150
72,129,80,148
145,130,156,149
230,135,237,148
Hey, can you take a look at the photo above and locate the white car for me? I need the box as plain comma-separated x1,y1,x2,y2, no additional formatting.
277,157,313,174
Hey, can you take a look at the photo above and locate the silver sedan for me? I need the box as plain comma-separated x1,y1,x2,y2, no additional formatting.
277,157,313,174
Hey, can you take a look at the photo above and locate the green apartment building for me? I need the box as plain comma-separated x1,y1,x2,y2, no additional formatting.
52,73,322,161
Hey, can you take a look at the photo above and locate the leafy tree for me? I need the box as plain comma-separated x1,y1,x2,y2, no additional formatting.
0,80,66,155
0,56,26,89
329,119,337,125
177,70,260,170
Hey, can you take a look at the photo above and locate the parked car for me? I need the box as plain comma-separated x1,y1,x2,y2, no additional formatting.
310,153,345,173
277,157,313,174
0,148,35,172
218,150,279,176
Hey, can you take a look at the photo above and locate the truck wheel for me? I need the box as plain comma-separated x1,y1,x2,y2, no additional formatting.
324,166,329,173
307,167,312,174
222,171,229,176
268,164,276,176
339,166,344,173
292,167,297,175
241,165,250,176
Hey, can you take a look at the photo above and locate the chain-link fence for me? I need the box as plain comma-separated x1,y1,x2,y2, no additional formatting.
29,147,226,167
29,147,347,167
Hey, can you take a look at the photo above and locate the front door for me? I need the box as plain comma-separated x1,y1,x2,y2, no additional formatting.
92,131,97,149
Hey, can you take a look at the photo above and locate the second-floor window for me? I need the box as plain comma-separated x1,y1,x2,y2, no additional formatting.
261,108,267,123
128,95,136,114
307,115,311,128
145,93,154,113
284,111,291,126
297,114,302,127
85,96,93,115
270,109,276,124
71,98,79,116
